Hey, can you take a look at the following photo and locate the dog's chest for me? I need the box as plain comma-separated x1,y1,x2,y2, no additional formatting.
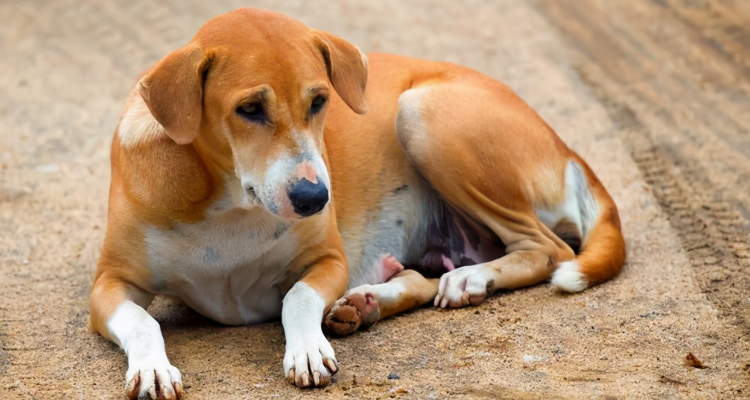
144,207,299,325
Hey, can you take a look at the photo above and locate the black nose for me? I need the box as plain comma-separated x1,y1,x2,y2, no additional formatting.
288,178,329,217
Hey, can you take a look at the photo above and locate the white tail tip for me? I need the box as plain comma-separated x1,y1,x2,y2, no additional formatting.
551,260,588,293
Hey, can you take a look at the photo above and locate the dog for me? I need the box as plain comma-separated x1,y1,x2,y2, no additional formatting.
90,8,625,399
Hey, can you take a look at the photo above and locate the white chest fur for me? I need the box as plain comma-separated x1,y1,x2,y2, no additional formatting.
143,206,302,325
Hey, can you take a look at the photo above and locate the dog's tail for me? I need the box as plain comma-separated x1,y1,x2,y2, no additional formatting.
550,160,626,293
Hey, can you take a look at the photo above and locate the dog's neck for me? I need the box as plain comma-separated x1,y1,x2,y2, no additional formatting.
191,131,234,177
182,132,256,213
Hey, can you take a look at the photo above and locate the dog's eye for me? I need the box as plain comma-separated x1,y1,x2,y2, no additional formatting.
310,95,326,115
237,103,265,123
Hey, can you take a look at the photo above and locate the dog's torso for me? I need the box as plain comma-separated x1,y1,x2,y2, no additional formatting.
107,55,513,324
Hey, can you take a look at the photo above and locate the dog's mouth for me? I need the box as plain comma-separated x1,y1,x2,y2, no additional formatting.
241,179,255,197
247,188,262,204
242,184,263,208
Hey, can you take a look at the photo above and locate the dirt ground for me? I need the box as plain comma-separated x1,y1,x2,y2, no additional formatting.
2,0,749,399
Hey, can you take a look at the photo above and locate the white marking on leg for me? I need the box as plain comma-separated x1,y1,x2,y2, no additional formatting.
551,260,588,293
282,282,337,387
536,161,600,244
107,301,181,398
346,280,406,302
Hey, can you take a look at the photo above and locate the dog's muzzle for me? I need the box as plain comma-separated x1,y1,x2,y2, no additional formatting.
288,178,328,217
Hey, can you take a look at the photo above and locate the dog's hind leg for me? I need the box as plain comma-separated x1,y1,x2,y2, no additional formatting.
394,80,579,305
325,268,438,335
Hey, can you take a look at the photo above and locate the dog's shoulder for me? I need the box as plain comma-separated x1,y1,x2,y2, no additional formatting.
109,89,215,224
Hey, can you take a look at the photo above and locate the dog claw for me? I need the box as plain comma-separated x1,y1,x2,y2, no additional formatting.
147,385,157,399
126,372,140,399
124,362,182,399
299,371,310,387
173,382,183,399
313,371,321,386
286,368,296,384
324,358,338,374
283,328,337,388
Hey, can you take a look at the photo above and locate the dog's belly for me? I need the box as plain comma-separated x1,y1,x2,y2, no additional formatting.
341,180,506,287
143,207,300,325
341,181,432,287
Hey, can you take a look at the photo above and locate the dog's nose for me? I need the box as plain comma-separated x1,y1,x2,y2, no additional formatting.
288,178,329,217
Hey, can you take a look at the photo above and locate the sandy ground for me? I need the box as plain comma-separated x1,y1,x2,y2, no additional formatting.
2,1,749,399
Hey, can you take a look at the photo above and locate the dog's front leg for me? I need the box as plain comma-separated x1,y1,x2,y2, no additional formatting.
282,256,347,388
90,272,182,399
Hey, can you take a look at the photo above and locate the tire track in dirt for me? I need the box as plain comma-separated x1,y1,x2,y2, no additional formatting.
532,0,750,365
0,324,9,376
606,100,750,328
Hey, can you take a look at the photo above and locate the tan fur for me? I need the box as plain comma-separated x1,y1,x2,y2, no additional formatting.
90,9,370,397
90,9,625,397
325,54,625,331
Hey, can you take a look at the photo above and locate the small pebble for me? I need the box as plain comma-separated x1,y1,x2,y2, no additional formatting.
388,373,400,380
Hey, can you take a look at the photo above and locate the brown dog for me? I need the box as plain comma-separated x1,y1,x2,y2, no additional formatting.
90,8,625,399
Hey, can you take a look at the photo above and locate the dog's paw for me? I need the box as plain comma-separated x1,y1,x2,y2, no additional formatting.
283,331,338,388
125,359,183,400
434,265,495,308
324,292,380,335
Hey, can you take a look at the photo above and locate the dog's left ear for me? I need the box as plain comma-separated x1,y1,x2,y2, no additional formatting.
314,30,369,114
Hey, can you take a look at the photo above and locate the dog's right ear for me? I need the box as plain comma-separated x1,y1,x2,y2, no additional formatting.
138,45,212,145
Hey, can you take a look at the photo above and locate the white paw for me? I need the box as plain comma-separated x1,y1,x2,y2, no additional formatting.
125,357,183,400
435,265,496,308
283,331,338,387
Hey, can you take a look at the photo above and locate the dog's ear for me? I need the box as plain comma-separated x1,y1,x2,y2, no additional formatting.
138,45,212,145
314,31,369,115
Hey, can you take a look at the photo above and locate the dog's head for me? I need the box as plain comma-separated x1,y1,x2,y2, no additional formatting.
137,8,368,219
